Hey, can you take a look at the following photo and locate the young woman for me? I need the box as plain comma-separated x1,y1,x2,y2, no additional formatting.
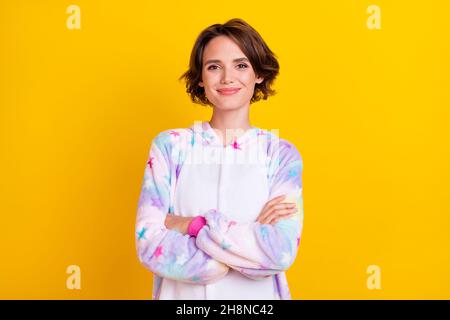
135,18,304,300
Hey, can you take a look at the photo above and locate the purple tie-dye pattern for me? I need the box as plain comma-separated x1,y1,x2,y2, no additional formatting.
135,121,304,300
150,197,164,209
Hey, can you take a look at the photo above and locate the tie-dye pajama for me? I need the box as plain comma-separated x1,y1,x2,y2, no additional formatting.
135,120,304,299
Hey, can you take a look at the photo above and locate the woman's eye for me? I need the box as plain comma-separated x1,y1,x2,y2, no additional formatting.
207,64,248,70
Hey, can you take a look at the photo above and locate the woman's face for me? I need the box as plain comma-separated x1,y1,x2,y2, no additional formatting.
199,35,264,110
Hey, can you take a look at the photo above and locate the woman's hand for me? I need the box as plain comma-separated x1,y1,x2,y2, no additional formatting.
164,215,194,235
256,195,297,225
165,195,296,233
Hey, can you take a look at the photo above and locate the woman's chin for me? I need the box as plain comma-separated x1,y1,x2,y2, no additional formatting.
212,101,247,111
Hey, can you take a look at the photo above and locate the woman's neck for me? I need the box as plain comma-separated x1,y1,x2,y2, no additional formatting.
209,108,252,146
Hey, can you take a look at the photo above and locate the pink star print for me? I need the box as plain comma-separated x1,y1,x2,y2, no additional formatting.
170,130,180,137
147,157,154,168
231,138,241,150
154,246,163,258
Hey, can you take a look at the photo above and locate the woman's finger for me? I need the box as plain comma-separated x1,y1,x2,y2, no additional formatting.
258,195,288,213
270,213,297,225
257,203,296,222
259,207,297,224
268,209,298,224
265,208,298,224
264,195,286,208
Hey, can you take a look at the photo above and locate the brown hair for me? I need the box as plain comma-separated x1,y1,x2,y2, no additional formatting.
179,18,280,107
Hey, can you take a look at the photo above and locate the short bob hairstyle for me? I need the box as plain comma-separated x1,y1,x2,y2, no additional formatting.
179,18,280,107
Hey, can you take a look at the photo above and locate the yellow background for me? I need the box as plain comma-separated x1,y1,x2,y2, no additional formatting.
1,0,449,299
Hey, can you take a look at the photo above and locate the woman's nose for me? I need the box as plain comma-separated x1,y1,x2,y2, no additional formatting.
220,78,233,84
220,67,235,84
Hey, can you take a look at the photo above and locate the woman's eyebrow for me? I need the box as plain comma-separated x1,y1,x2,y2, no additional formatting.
204,57,249,65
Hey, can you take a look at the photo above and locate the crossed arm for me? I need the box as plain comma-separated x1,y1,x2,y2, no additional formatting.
164,195,297,236
136,133,304,284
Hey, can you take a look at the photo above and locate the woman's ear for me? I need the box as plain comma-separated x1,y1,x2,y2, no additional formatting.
256,76,264,84
198,81,204,87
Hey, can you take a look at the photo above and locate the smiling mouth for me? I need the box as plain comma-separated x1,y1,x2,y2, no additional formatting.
217,88,241,95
